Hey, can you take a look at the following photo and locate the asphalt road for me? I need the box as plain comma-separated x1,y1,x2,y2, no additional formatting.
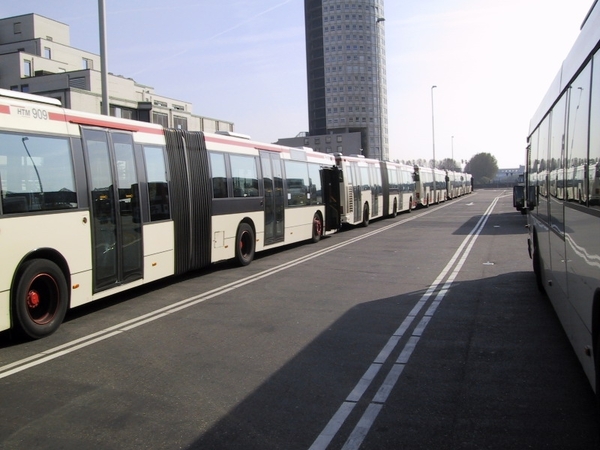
0,189,598,449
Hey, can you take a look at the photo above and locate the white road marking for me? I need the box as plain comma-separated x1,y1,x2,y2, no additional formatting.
309,195,500,450
0,197,462,379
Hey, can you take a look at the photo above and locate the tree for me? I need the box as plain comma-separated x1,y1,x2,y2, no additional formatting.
438,158,461,171
464,153,498,184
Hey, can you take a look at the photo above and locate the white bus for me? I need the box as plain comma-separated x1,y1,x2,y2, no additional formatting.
525,1,600,394
0,89,340,339
334,154,414,227
413,166,446,206
387,161,416,214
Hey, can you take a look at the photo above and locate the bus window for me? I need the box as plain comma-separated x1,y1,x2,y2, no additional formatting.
209,152,228,199
0,133,76,214
143,145,170,221
285,160,309,206
308,163,323,205
230,154,259,198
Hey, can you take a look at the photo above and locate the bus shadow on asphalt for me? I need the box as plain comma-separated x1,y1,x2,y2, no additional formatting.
452,211,529,236
182,270,599,450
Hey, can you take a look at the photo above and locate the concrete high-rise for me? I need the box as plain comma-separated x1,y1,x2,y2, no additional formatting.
304,0,388,160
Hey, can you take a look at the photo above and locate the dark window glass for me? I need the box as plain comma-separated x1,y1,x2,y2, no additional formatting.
143,145,170,221
0,133,77,214
230,154,258,197
209,152,228,198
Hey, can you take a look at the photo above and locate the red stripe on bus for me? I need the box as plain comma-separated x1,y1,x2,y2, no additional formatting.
51,112,164,134
205,135,332,159
0,105,10,114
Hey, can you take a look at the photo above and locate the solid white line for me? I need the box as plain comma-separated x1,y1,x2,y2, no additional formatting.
346,363,383,402
396,336,420,364
308,402,356,450
341,403,383,450
0,201,457,379
372,363,405,404
309,193,500,449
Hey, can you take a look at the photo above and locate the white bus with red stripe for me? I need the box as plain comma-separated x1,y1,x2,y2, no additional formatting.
0,89,340,339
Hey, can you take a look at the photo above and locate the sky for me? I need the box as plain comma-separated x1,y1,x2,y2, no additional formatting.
1,0,595,168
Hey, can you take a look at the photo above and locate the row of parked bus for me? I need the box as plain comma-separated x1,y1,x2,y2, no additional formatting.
333,154,473,227
0,88,471,339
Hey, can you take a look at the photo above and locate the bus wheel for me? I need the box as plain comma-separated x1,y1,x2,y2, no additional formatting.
311,213,323,243
361,204,370,227
235,223,255,266
13,259,68,339
391,201,398,218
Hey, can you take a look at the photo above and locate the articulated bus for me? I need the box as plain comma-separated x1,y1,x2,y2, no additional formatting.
0,89,340,339
447,170,472,199
525,1,600,394
334,154,415,227
413,166,445,206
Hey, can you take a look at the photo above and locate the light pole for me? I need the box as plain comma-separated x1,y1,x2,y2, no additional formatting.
376,17,385,160
431,85,437,169
451,135,454,165
98,0,109,115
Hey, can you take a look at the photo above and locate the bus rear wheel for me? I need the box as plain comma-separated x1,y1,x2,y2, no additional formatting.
311,213,323,243
361,204,370,227
235,223,255,266
13,259,68,339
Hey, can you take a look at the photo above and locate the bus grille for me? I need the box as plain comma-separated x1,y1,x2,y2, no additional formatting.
347,187,354,213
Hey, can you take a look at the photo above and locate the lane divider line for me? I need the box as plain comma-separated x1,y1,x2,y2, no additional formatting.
0,197,464,379
309,195,499,450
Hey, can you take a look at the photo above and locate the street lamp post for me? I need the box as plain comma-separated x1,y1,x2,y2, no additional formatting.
98,0,109,115
376,17,385,161
431,85,437,169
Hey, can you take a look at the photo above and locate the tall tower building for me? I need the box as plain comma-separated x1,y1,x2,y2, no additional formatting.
304,0,388,160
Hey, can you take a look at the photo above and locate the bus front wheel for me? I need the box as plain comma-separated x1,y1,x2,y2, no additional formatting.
235,223,255,266
13,259,68,339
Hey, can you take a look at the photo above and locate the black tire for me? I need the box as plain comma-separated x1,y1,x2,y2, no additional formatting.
13,259,68,339
408,197,413,213
235,223,255,266
391,201,398,218
361,204,370,227
311,213,323,243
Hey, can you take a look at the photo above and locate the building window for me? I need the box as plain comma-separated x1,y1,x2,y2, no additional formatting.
23,60,32,77
21,85,29,93
82,58,93,69
173,116,188,131
110,105,135,120
152,112,168,128
44,47,51,59
13,22,21,34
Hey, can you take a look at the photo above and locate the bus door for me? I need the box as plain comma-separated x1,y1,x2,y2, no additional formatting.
371,165,380,217
260,151,284,244
321,165,341,231
82,128,143,292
